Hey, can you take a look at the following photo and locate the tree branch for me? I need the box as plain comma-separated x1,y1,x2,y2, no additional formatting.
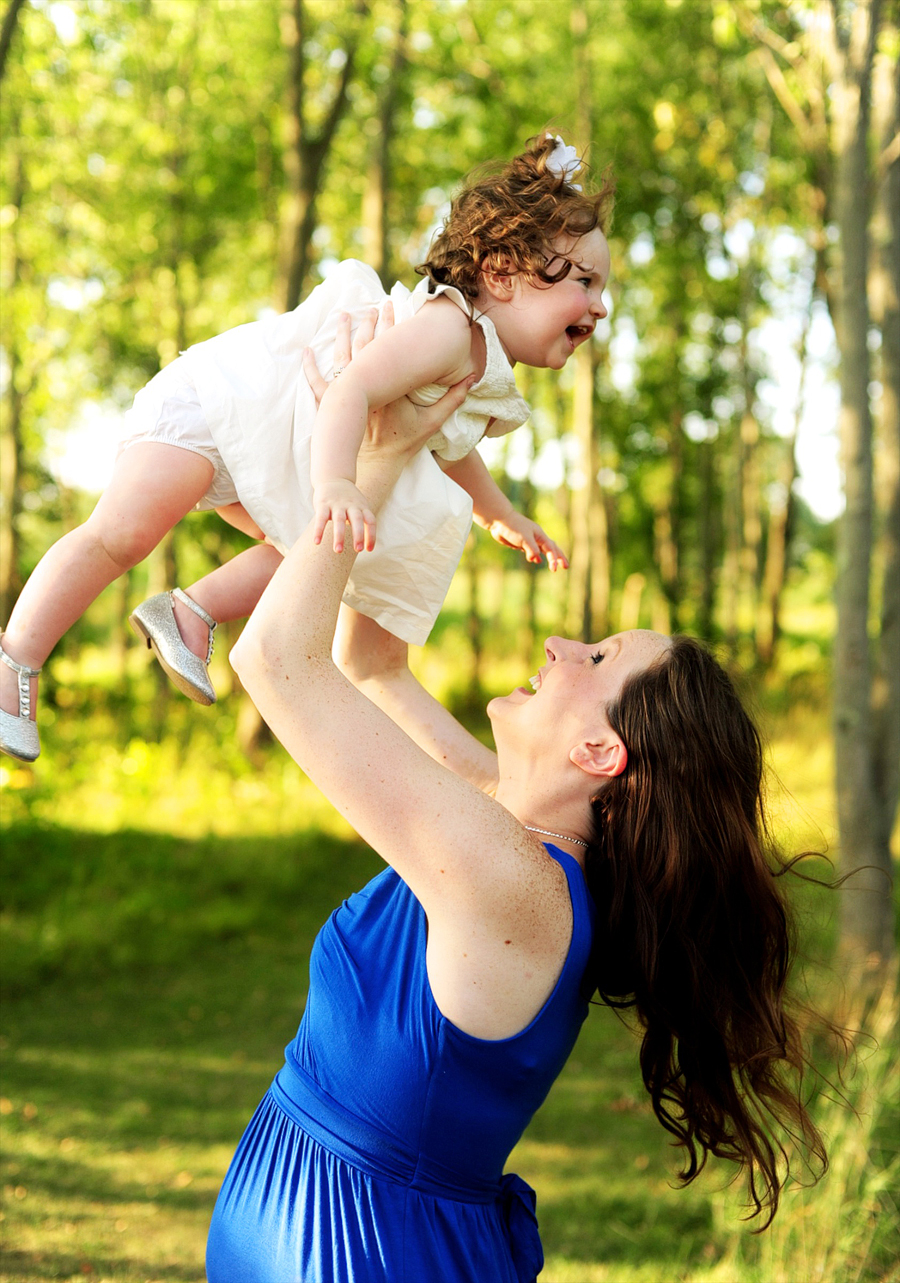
750,45,816,147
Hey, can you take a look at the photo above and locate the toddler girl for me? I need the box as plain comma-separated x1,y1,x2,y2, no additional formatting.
1,134,612,760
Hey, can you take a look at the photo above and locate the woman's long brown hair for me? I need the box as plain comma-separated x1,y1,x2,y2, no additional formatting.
586,635,828,1227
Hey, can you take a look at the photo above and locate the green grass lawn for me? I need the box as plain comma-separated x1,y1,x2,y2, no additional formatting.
1,641,897,1283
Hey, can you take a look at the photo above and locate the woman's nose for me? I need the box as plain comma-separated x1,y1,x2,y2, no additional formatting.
544,635,579,661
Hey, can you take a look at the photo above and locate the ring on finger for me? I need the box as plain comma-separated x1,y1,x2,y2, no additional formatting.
333,365,346,378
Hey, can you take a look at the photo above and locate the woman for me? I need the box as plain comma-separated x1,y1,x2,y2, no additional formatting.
205,324,825,1281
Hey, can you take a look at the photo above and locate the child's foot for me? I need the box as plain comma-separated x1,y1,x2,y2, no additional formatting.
0,637,41,762
171,594,212,662
128,590,217,705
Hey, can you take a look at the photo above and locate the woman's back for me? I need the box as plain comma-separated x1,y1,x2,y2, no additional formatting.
206,843,594,1282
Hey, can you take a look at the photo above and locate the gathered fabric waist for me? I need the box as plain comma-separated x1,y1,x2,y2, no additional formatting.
272,1050,543,1282
274,1048,495,1201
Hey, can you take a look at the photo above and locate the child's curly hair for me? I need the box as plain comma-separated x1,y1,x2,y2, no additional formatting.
417,134,615,301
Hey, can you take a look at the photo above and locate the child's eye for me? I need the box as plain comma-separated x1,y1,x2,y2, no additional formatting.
591,651,604,664
579,277,593,287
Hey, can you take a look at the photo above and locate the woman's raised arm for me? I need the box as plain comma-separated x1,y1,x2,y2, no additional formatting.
229,383,523,910
230,370,572,1040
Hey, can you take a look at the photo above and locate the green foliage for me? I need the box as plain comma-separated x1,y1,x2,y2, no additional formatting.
2,0,845,652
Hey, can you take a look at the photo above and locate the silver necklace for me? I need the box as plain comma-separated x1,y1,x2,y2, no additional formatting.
525,825,589,850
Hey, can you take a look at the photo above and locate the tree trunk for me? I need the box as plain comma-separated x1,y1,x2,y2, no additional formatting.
619,572,645,632
651,501,674,636
739,409,761,648
738,291,762,653
697,435,718,641
566,343,601,640
869,31,900,871
828,0,891,968
655,409,683,633
362,0,406,286
280,0,368,310
0,138,32,627
757,302,812,666
564,0,608,641
722,417,743,656
466,534,483,701
589,465,610,639
0,342,24,626
0,0,26,85
151,530,179,727
519,415,540,662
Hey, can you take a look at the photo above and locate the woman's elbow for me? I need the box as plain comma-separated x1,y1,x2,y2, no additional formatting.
229,626,272,693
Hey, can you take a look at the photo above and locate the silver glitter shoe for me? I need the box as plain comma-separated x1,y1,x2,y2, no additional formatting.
0,637,41,762
129,588,217,706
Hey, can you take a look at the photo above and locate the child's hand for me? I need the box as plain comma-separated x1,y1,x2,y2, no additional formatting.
313,480,377,554
486,512,569,571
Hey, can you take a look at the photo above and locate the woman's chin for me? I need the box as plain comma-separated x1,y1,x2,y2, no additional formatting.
488,688,533,720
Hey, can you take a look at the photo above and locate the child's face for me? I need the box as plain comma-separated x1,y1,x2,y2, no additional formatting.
487,228,611,370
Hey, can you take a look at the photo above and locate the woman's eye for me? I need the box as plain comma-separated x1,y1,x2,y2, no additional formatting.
591,651,604,664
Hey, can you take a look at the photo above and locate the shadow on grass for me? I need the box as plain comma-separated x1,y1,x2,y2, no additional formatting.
0,1249,205,1281
0,822,383,994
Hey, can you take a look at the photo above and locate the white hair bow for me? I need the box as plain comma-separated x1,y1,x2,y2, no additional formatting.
545,134,583,190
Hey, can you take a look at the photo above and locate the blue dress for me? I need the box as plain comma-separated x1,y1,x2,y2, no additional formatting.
206,844,595,1282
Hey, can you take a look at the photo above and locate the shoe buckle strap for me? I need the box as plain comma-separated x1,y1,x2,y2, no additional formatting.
172,588,217,666
0,640,41,720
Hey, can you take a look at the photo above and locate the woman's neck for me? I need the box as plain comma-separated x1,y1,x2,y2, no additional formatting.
494,776,591,862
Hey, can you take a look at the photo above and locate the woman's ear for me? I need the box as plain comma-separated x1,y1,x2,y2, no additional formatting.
570,738,627,779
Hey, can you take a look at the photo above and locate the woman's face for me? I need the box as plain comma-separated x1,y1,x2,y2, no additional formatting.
489,630,671,748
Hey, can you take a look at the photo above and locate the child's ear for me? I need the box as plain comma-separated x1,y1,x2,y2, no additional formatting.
480,260,516,302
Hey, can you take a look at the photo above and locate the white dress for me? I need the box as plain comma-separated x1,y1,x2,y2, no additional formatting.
180,260,530,645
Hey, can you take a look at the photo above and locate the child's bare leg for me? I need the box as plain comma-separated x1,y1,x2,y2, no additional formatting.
1,442,214,719
172,544,283,658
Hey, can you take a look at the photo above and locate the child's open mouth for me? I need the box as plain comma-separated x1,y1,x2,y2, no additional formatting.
566,325,594,346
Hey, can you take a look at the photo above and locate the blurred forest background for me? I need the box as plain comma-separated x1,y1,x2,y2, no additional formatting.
0,0,897,1280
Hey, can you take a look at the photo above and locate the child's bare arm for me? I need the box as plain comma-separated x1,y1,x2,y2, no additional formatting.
442,451,569,571
333,607,499,795
309,303,476,552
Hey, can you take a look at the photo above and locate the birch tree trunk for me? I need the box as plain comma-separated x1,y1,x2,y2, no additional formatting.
828,0,892,967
